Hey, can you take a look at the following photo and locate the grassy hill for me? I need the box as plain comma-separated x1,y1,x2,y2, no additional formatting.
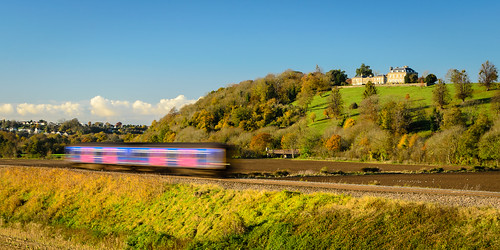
307,83,497,134
139,69,500,165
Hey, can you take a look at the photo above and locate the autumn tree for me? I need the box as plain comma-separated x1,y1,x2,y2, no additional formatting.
325,134,342,151
297,73,322,109
478,60,498,91
309,113,316,123
432,80,451,109
360,95,379,122
324,87,344,119
281,133,299,157
362,81,377,99
447,69,473,102
250,132,273,154
356,63,373,77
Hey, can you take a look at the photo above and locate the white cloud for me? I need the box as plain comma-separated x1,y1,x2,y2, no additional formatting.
1,95,197,124
132,95,196,115
90,96,128,117
16,102,81,116
0,104,14,114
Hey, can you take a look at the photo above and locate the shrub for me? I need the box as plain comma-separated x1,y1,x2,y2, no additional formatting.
325,134,342,152
361,167,380,173
425,126,465,164
343,118,356,129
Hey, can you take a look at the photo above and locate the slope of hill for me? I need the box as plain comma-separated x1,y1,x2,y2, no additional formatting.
307,83,498,133
138,69,500,166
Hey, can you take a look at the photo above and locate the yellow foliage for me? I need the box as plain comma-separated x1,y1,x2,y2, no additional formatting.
408,134,419,148
325,134,342,151
343,118,356,129
397,134,409,149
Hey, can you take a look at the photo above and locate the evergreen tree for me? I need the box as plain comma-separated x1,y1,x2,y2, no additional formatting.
324,87,344,118
362,81,377,99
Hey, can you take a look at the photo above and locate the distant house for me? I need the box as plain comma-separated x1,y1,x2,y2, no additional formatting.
386,66,418,84
351,66,418,85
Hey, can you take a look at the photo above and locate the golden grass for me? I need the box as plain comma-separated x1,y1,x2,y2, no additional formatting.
0,166,499,249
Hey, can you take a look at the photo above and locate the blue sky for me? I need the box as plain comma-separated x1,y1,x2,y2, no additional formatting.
1,0,499,124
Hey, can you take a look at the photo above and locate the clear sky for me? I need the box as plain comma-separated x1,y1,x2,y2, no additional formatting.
1,0,499,124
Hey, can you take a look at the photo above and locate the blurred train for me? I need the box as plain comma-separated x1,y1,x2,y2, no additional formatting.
65,142,231,171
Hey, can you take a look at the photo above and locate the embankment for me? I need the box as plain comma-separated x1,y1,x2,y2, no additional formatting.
0,166,499,249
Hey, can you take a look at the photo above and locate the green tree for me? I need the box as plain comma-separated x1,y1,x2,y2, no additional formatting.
478,60,498,91
491,90,500,114
457,113,492,164
324,87,344,118
432,80,451,109
362,81,377,99
404,73,418,83
447,69,473,102
378,101,411,135
326,69,348,86
478,125,500,163
309,113,316,123
356,63,373,77
425,74,437,84
442,107,465,129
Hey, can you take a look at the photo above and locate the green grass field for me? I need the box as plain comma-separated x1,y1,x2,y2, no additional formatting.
307,83,497,133
0,167,498,249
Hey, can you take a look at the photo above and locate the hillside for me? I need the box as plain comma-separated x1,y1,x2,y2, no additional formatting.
307,83,498,134
138,69,500,166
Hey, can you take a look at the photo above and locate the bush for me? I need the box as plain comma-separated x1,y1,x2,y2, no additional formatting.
361,167,380,173
425,126,465,164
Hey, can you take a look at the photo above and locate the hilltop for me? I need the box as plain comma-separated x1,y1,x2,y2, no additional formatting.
138,68,500,166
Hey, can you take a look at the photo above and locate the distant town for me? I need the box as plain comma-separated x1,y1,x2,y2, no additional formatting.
0,119,148,136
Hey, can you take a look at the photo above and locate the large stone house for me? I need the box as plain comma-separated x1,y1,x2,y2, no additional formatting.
352,66,418,85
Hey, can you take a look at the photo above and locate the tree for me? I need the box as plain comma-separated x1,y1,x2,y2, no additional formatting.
404,73,418,83
492,90,500,114
425,74,437,85
250,133,273,154
478,60,498,91
360,96,379,122
442,107,465,129
309,113,316,123
297,73,327,109
324,87,344,118
356,63,373,77
378,101,411,135
325,134,342,151
447,69,473,102
432,80,451,109
326,69,348,86
362,81,377,99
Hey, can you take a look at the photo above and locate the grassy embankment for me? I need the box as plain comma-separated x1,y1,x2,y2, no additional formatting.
1,167,499,249
307,83,497,133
